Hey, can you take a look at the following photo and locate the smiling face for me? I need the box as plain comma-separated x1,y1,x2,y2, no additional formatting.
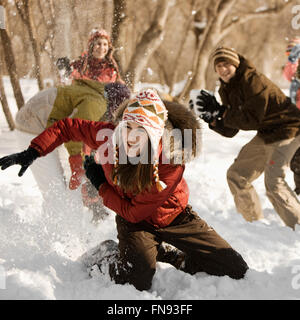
92,37,109,59
121,121,149,158
215,60,237,83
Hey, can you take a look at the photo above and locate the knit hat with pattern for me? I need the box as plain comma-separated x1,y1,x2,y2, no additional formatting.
122,89,168,158
212,46,240,69
113,88,168,191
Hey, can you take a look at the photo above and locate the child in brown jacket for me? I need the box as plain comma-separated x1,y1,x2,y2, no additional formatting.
190,47,300,230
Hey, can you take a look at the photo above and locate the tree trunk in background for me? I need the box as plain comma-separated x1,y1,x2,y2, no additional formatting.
112,0,127,80
53,1,72,60
0,29,25,109
15,0,43,90
169,0,197,95
69,0,85,55
0,75,15,130
178,6,216,101
0,1,24,109
36,0,58,84
102,0,109,31
124,0,171,89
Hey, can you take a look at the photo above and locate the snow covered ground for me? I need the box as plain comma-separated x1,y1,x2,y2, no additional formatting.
0,77,300,300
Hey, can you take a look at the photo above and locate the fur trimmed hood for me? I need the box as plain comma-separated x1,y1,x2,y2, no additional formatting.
113,99,202,164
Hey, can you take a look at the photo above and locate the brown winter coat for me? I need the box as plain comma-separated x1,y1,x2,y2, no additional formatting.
211,55,300,144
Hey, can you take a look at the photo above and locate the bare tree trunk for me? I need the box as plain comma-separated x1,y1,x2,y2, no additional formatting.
178,5,217,101
37,0,61,84
0,0,24,109
153,51,170,85
55,0,72,58
111,0,127,79
69,0,85,56
169,0,197,94
102,0,109,31
0,76,15,130
72,0,86,47
15,0,43,90
125,0,171,89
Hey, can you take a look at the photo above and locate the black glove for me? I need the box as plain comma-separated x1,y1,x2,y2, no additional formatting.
83,155,107,190
0,147,40,177
56,57,70,70
56,57,72,76
191,90,226,123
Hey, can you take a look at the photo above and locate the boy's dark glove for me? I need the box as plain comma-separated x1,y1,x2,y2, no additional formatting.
83,155,107,190
0,147,40,177
190,90,226,123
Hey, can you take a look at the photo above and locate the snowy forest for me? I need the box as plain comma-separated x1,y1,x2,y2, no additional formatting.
0,0,298,118
0,0,300,301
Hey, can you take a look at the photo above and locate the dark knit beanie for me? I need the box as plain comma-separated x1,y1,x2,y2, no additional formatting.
104,83,131,121
212,47,240,69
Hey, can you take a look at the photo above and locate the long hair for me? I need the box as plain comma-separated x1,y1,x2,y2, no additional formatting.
111,139,156,194
87,36,122,80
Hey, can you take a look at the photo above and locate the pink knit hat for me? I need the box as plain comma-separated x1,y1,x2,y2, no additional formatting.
88,28,111,46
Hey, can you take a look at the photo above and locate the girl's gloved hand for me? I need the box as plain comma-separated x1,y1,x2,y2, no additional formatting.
0,147,40,177
84,155,107,190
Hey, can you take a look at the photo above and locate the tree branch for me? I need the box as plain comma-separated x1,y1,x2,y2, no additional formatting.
37,0,48,27
169,0,197,90
15,0,27,24
220,0,292,38
125,0,171,87
215,0,237,30
153,51,169,85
